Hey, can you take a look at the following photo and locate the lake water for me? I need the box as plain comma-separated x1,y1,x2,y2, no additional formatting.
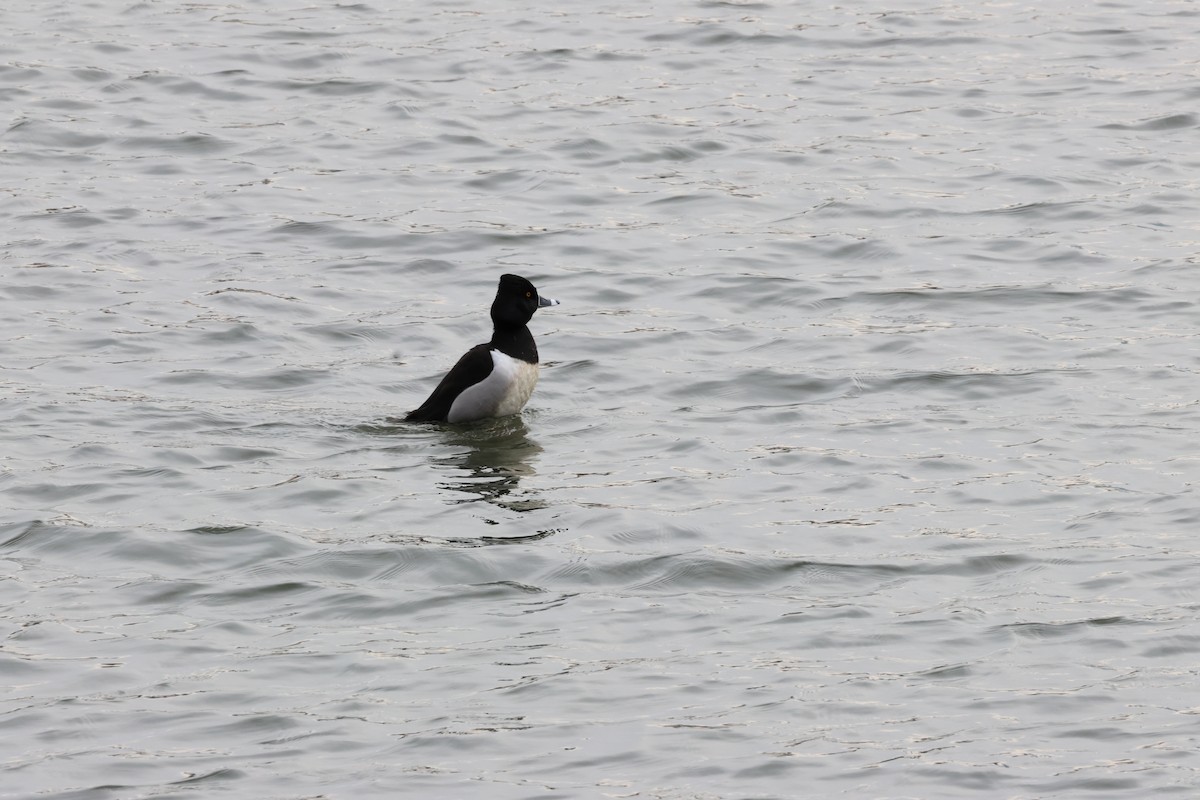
3,1,1200,798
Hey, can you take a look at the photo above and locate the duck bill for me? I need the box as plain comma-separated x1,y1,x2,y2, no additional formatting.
538,296,560,308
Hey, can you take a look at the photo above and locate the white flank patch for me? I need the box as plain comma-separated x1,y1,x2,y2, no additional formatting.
447,350,540,423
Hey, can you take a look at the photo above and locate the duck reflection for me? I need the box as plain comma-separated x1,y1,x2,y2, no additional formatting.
430,415,548,512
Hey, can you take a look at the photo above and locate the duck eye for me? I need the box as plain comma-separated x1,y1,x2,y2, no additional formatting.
525,291,532,299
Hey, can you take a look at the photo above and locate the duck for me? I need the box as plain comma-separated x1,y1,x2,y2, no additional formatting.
405,274,559,423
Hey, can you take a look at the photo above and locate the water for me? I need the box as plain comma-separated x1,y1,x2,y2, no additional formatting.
3,1,1200,797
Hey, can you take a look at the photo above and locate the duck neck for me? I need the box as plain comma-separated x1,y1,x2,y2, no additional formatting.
491,323,539,363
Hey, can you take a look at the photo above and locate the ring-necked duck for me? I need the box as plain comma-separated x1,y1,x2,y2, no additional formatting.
405,274,559,423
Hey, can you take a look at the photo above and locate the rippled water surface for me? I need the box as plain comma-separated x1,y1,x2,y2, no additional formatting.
4,1,1200,797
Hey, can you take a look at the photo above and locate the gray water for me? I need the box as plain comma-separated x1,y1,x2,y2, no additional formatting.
3,1,1199,798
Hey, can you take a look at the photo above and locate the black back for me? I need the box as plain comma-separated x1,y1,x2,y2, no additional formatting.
403,344,494,422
